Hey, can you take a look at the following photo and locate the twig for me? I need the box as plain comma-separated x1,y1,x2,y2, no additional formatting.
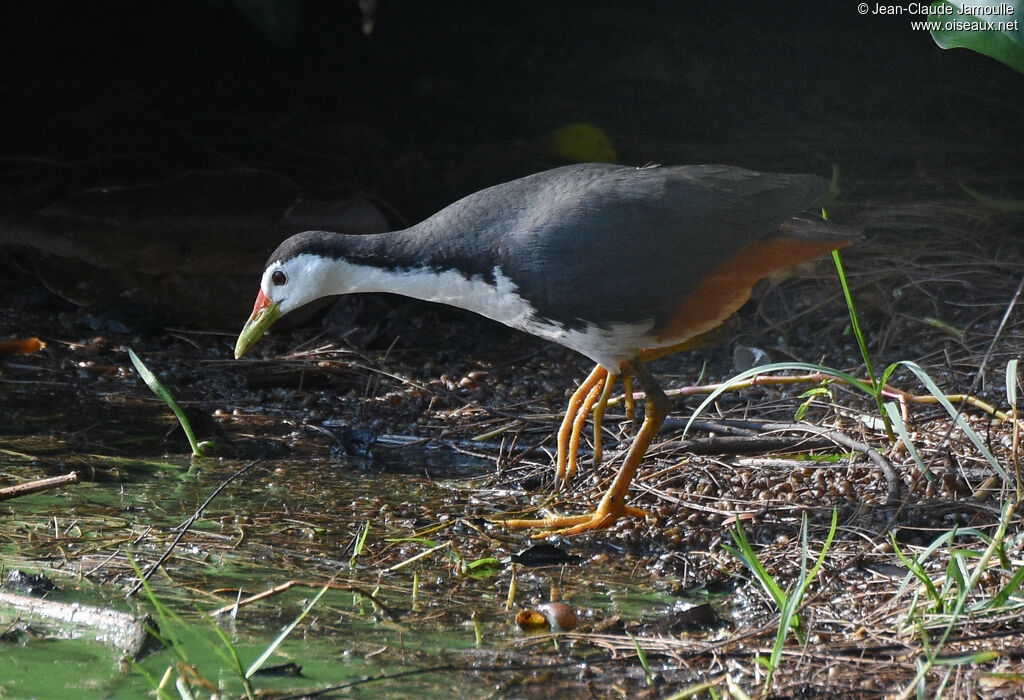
126,459,262,597
0,472,79,501
660,429,835,455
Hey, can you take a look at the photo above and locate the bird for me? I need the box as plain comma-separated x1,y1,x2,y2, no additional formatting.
234,163,854,537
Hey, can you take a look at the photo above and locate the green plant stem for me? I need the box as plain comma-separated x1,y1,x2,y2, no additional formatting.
832,250,895,441
626,630,654,686
128,348,208,457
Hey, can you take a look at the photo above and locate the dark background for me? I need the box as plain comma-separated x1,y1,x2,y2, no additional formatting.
1,1,1021,324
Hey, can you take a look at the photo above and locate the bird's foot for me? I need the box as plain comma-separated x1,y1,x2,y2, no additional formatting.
498,503,648,538
500,359,664,537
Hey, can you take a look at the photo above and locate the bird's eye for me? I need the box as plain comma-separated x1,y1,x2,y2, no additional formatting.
271,270,287,286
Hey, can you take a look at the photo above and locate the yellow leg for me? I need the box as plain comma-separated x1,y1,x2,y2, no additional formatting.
622,372,635,423
590,368,617,467
501,361,667,536
555,364,608,483
565,376,604,482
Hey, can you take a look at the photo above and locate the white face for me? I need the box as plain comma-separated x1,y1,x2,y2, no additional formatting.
260,254,338,315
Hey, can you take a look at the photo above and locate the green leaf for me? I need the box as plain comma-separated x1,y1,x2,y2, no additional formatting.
890,532,944,611
929,1,1024,73
684,360,876,437
898,361,1008,481
245,580,331,678
128,349,206,457
933,649,1000,665
885,401,930,477
465,557,502,579
625,630,654,686
985,561,1024,608
724,524,787,609
350,521,371,567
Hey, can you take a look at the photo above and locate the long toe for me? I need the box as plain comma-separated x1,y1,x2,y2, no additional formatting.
557,364,609,484
498,504,648,537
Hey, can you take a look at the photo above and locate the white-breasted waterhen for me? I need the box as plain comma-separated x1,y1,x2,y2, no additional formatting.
235,163,853,536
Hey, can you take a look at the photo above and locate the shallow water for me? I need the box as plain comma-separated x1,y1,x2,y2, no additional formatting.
2,428,711,698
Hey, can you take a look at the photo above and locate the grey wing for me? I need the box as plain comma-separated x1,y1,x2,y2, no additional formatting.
503,165,829,329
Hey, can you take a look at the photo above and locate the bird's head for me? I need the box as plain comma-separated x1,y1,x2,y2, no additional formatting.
234,248,339,359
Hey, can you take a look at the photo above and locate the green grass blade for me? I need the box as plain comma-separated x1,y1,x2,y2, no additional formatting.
804,508,838,585
890,533,943,611
760,510,837,693
898,501,1017,697
206,615,255,699
127,658,176,700
626,630,654,686
126,554,191,663
725,522,787,608
207,614,247,676
1006,359,1021,499
726,674,754,700
685,361,876,436
933,650,1000,666
885,402,932,479
1007,359,1020,409
833,250,894,440
962,184,1024,213
986,563,1024,609
245,578,332,679
942,553,968,605
388,541,451,571
350,520,371,567
128,348,206,457
897,361,1008,481
832,251,877,386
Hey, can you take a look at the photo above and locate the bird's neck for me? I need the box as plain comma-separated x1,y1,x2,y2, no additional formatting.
311,231,533,328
